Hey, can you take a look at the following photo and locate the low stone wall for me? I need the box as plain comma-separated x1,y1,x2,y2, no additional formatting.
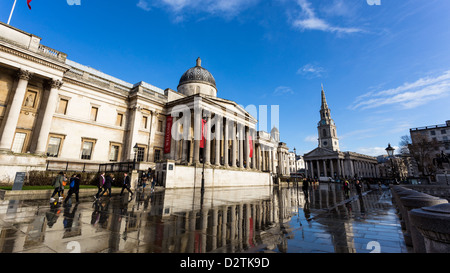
391,185,450,253
162,163,272,189
403,185,450,202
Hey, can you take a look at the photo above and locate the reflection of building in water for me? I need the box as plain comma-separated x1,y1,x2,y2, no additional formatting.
0,186,395,253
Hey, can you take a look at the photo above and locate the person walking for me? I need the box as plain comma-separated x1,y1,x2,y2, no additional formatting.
65,174,81,204
355,180,363,196
95,172,105,200
50,172,65,202
302,178,309,201
120,172,133,196
151,171,156,193
343,180,350,198
99,173,113,198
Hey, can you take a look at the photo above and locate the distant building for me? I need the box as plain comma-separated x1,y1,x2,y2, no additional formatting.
303,86,379,180
409,120,450,183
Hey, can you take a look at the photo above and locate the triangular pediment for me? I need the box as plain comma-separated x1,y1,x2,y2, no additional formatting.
304,147,339,158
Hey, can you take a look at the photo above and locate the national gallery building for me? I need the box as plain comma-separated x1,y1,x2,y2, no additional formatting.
0,22,293,187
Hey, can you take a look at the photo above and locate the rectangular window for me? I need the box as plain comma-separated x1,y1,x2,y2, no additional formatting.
116,113,123,127
142,116,148,129
109,145,120,162
430,131,436,135
441,129,447,134
57,98,68,115
154,149,161,162
81,141,94,160
136,147,145,162
11,132,27,153
90,107,98,121
157,120,163,132
47,137,62,157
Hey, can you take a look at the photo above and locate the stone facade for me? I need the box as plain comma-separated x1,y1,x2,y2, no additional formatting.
0,22,292,186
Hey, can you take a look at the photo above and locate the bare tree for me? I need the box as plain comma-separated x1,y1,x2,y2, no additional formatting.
399,135,411,155
408,134,440,180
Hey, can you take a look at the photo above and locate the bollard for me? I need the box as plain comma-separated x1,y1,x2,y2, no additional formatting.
400,195,448,253
394,188,416,232
396,190,430,246
409,203,450,253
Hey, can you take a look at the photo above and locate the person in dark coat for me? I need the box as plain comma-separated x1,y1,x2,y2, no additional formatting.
355,180,363,195
99,173,113,198
95,172,105,200
302,178,310,201
65,174,81,204
120,172,133,196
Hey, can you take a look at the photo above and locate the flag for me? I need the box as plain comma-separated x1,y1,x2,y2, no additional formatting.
200,119,207,148
27,0,32,10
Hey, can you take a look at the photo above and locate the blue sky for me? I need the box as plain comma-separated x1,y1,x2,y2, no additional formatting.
1,0,449,156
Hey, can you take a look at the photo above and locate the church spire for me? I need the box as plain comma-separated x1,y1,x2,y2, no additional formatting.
321,84,328,110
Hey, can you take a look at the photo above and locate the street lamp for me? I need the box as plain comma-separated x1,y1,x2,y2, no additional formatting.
133,143,139,170
385,143,397,184
293,148,298,184
385,143,395,158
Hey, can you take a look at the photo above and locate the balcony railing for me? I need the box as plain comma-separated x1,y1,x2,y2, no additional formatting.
37,44,67,62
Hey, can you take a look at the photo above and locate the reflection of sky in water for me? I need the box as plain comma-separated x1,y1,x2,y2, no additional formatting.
0,185,406,253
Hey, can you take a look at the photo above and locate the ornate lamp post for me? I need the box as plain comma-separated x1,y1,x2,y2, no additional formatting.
133,143,139,170
293,147,298,185
385,143,398,184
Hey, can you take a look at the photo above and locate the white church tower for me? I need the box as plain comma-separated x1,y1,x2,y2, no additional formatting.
317,85,340,151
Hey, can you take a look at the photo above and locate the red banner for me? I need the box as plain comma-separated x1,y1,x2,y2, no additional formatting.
200,119,206,148
164,116,173,154
27,0,32,10
249,135,253,158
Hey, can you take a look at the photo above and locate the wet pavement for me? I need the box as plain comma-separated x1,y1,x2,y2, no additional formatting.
0,183,409,253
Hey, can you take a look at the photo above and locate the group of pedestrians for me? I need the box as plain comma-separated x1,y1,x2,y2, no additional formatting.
94,172,134,199
50,171,81,204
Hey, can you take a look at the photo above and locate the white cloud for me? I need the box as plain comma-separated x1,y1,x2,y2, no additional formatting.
137,0,151,11
291,0,363,34
297,63,326,78
273,86,294,96
356,146,399,157
350,70,450,110
137,0,259,19
304,135,317,143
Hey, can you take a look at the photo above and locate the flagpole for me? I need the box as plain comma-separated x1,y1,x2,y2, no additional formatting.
7,0,18,25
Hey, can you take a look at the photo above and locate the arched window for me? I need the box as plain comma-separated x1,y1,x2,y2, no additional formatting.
323,129,327,137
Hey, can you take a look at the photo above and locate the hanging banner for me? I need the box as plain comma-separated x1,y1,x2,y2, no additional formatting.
200,119,207,148
164,116,173,154
249,134,253,158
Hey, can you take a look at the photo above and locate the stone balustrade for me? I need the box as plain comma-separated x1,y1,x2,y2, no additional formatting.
391,185,450,253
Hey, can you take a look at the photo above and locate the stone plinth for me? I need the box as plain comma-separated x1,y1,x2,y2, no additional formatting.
410,203,450,253
401,195,448,253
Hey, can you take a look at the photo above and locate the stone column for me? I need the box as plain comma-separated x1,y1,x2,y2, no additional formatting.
238,124,244,169
316,160,320,178
245,126,250,169
252,129,256,169
193,108,202,164
214,114,221,166
35,79,63,155
323,160,327,177
330,159,335,178
224,117,229,167
0,69,32,151
204,112,211,165
231,122,237,168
